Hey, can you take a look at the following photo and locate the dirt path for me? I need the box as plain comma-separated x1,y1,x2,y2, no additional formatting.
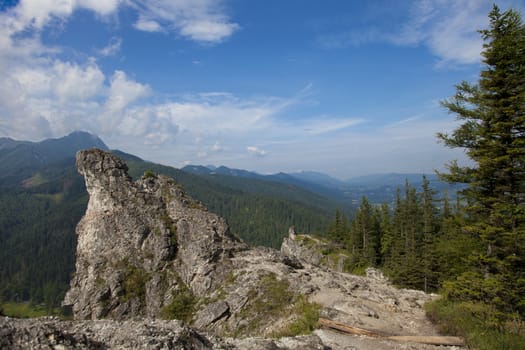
305,267,463,349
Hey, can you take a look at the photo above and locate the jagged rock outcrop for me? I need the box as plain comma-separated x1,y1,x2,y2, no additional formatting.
64,149,246,320
58,149,458,349
281,229,348,272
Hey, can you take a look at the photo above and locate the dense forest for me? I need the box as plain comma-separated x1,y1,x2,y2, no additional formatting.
326,177,474,292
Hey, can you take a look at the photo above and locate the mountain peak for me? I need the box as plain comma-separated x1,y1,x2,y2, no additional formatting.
0,132,110,184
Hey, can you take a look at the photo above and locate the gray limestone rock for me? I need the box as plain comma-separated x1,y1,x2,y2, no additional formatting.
64,149,246,320
194,301,230,329
281,231,348,272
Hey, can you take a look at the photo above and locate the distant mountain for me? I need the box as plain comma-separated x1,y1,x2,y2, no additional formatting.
183,165,462,206
346,173,438,187
0,131,107,186
289,171,347,188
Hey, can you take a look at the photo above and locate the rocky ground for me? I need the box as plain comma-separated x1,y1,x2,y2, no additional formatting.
0,149,465,349
0,254,464,349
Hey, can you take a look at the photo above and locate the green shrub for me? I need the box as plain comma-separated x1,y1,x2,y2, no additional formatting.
273,296,321,337
425,298,525,350
160,284,197,323
143,170,156,179
237,272,321,337
1,302,62,318
122,266,149,304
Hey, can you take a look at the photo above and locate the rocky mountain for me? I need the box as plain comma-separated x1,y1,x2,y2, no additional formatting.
0,149,464,349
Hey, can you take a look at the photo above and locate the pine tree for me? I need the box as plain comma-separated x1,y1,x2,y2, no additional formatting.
421,176,439,292
328,209,349,244
438,5,525,315
349,197,380,267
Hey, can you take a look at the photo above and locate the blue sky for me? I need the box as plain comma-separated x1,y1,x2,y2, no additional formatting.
0,0,523,179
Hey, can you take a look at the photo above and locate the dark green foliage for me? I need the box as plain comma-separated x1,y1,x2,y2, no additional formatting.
160,278,197,323
327,177,449,291
425,299,525,350
438,5,525,317
272,295,321,337
121,266,149,305
327,209,350,244
348,197,381,268
143,170,156,179
0,174,87,307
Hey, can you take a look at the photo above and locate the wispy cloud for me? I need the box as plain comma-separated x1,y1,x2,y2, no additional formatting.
391,0,487,65
98,37,122,57
316,0,499,66
129,0,240,43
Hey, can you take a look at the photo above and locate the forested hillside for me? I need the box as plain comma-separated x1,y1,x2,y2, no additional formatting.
0,142,338,307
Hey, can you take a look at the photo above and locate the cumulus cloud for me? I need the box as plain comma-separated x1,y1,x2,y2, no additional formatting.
128,0,240,43
105,71,150,112
8,0,121,30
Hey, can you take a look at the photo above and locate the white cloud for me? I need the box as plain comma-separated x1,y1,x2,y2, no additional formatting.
317,0,498,66
77,0,122,16
299,117,364,135
179,18,239,42
9,0,121,30
129,0,239,43
99,37,122,56
391,0,487,65
134,17,162,32
247,146,267,157
52,61,105,101
105,71,150,112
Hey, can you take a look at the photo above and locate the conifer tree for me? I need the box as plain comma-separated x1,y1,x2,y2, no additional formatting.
349,197,380,266
438,5,525,315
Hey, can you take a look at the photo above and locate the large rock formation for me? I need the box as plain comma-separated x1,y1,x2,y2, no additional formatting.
64,149,246,320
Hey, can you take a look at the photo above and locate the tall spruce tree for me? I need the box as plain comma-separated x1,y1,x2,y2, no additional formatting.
349,197,380,267
438,5,525,315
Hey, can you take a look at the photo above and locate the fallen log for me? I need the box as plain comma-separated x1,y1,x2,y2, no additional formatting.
318,318,465,347
387,335,465,346
318,318,385,338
